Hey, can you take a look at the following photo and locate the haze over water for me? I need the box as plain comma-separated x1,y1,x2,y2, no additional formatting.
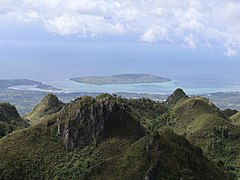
0,0,240,94
1,40,240,94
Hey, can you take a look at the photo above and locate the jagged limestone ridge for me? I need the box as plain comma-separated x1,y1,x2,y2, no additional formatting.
58,95,146,150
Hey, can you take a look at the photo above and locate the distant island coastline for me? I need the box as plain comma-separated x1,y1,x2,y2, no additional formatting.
0,79,60,91
70,74,171,85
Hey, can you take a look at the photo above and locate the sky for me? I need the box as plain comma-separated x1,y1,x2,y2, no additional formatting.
0,0,239,57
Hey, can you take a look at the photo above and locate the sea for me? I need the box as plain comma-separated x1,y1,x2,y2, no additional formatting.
1,40,240,95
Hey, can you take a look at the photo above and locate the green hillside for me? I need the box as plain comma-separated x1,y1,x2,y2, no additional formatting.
0,120,231,179
154,90,240,177
25,94,64,125
0,103,29,138
222,109,238,118
112,89,240,177
0,92,234,179
230,112,240,126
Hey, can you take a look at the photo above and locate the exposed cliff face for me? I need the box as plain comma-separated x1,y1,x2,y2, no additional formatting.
58,95,146,150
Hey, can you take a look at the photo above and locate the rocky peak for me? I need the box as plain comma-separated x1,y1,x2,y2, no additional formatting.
42,94,63,108
58,95,146,150
25,94,64,125
166,88,188,105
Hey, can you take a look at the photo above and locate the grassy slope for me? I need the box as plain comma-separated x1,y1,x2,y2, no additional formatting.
0,119,231,179
113,92,240,178
230,112,240,126
116,97,168,130
0,113,134,179
98,93,240,177
84,131,231,180
155,96,240,177
25,94,64,125
0,94,233,179
0,95,142,179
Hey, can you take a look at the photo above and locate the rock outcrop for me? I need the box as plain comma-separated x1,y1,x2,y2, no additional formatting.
58,95,146,150
166,88,188,105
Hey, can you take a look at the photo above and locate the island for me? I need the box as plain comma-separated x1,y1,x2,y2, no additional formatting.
70,74,171,85
0,79,60,91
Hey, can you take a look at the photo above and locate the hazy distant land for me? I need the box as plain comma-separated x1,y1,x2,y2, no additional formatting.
1,88,240,116
1,78,240,115
70,74,171,85
0,79,60,91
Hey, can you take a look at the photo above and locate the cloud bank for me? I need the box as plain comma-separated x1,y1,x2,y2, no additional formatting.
0,0,240,56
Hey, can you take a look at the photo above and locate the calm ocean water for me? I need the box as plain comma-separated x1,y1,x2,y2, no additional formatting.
1,40,240,94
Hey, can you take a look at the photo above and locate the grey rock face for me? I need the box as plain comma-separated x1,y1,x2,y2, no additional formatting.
58,96,146,150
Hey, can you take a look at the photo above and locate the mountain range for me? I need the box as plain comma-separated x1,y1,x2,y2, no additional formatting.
0,89,239,179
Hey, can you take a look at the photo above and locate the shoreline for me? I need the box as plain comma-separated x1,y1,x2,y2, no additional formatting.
3,78,240,96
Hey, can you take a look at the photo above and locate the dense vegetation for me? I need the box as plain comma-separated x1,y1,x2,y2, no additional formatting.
0,89,239,179
2,87,240,116
0,103,29,138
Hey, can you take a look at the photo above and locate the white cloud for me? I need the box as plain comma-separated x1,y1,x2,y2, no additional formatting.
140,26,169,43
205,41,212,48
0,0,240,56
45,14,81,36
224,48,239,57
45,13,125,36
224,44,239,57
184,34,197,49
141,28,157,43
